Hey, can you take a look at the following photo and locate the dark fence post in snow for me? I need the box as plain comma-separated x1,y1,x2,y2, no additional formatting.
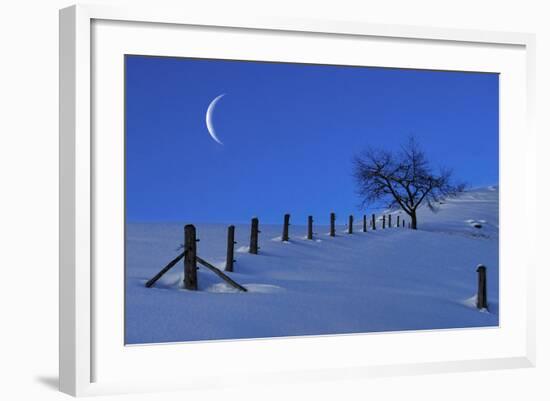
372,214,376,230
225,225,236,272
388,214,392,228
183,224,198,290
476,265,488,310
348,215,353,234
382,215,386,229
282,213,290,242
330,212,336,237
402,219,405,228
363,214,367,232
250,217,259,254
397,215,400,228
307,216,313,240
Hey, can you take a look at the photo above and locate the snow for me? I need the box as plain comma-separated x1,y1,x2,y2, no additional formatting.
125,186,499,344
207,283,284,294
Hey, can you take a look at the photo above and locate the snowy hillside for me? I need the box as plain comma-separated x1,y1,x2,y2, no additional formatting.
125,186,499,344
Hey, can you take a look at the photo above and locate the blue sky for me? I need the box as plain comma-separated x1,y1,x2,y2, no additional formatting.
125,56,499,224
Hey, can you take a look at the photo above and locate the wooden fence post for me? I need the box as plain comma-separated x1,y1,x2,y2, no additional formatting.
307,216,313,240
250,217,259,254
382,215,386,229
372,213,376,230
183,224,198,290
330,212,336,237
408,221,411,229
363,214,367,232
348,215,353,234
388,214,392,228
397,215,400,228
282,213,290,241
402,219,405,228
476,264,488,310
225,225,236,272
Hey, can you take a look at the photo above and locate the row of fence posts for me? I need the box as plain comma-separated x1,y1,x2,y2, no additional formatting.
210,212,412,274
244,212,411,258
172,217,490,311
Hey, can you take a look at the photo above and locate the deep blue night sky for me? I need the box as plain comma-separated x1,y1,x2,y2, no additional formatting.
125,56,499,224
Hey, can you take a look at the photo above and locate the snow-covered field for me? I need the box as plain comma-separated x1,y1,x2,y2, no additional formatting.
125,187,499,344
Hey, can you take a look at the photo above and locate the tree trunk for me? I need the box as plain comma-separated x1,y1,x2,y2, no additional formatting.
411,212,418,230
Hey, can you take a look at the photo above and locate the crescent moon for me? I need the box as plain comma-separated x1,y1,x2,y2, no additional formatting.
205,94,225,145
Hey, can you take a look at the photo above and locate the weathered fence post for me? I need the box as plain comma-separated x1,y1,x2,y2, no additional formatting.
372,213,376,230
476,264,488,310
307,216,313,240
363,215,367,232
249,217,259,254
397,215,400,228
382,215,386,229
402,219,405,228
348,215,353,234
388,214,392,228
225,225,236,272
282,213,290,241
183,224,198,290
330,212,336,237
408,221,411,229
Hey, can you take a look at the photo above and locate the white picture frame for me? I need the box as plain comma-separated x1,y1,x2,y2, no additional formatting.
59,3,536,397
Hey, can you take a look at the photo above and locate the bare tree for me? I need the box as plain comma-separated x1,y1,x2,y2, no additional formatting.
353,137,464,229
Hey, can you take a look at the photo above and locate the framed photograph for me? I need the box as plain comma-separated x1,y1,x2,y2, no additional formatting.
59,4,536,396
